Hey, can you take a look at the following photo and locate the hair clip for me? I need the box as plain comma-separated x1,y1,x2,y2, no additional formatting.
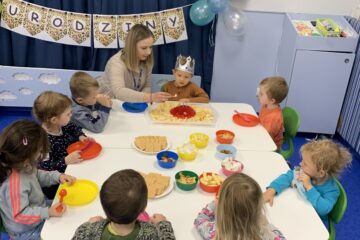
22,137,28,146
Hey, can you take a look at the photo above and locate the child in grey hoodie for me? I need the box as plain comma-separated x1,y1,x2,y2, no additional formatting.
0,120,76,239
70,71,112,133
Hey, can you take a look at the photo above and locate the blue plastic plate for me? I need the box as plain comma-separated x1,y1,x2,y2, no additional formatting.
122,102,148,113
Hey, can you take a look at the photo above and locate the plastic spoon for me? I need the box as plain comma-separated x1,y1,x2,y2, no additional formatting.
80,141,94,152
56,189,67,213
234,110,251,122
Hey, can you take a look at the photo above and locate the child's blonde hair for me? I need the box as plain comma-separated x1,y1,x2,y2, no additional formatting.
260,76,288,104
33,91,72,125
70,71,99,98
216,173,263,240
122,24,154,72
300,139,352,179
0,120,49,184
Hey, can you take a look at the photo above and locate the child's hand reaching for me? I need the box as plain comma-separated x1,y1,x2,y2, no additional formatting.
149,213,167,224
79,135,94,143
88,216,104,223
60,174,76,185
263,188,276,206
49,202,66,217
65,151,82,164
96,94,112,108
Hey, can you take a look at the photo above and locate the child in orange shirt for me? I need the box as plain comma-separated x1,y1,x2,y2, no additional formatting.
257,76,288,150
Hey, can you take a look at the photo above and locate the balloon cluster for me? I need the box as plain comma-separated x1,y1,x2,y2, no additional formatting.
190,0,246,37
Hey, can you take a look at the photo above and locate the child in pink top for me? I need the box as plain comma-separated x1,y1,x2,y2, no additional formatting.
257,76,288,150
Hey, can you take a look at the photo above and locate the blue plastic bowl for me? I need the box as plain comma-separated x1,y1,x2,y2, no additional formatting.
157,151,178,169
216,144,237,160
122,102,148,113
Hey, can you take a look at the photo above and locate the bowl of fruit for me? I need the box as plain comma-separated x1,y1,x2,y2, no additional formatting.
175,170,199,191
216,130,235,144
157,151,178,169
221,158,244,176
177,143,198,161
189,132,209,149
199,172,223,193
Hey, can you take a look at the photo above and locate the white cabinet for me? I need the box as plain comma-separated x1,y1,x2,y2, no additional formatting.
278,13,358,134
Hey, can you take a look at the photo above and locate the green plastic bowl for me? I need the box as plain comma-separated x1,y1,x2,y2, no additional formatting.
175,170,199,191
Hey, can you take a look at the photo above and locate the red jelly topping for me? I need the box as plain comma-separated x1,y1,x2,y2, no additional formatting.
170,105,196,119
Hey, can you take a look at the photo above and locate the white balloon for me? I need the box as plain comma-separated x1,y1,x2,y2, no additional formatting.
222,6,247,37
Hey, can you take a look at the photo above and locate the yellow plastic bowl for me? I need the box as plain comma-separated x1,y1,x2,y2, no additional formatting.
189,132,209,149
177,148,198,161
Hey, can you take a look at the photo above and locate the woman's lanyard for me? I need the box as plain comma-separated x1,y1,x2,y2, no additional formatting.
132,68,143,91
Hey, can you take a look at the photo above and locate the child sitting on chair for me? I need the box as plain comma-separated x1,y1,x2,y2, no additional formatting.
72,169,175,240
263,139,352,223
257,76,288,150
162,55,209,103
0,120,76,239
70,71,112,133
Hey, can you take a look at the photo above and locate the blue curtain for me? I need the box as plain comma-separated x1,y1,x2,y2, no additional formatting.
338,17,360,155
0,0,216,94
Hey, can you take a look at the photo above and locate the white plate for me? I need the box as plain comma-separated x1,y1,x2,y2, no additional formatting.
153,178,174,199
132,139,170,155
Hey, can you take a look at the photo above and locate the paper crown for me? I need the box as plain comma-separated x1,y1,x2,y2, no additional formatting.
174,55,195,74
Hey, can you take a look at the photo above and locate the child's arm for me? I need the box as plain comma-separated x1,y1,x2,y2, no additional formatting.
264,170,294,206
149,214,176,240
186,84,209,103
72,103,111,133
36,169,62,187
194,201,216,240
6,173,50,226
302,179,340,216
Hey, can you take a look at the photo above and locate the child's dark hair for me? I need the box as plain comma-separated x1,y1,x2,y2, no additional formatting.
32,91,72,125
0,120,49,184
260,76,288,104
69,72,99,99
100,169,148,224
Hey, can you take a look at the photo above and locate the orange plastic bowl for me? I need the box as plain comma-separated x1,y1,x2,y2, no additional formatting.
199,172,223,193
216,130,235,144
67,141,102,160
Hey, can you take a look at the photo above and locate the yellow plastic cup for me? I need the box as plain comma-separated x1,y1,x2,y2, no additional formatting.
189,132,209,149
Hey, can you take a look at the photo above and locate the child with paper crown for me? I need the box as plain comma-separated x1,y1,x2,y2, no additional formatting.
161,55,209,103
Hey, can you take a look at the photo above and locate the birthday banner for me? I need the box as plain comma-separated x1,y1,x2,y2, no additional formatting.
0,0,188,48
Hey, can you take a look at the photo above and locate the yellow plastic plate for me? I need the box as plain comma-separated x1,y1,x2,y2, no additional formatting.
56,179,99,206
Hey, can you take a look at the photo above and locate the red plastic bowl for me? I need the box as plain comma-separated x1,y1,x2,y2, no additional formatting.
199,172,222,193
216,130,235,144
67,141,102,160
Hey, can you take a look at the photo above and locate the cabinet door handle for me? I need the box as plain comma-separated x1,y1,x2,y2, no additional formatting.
344,59,349,63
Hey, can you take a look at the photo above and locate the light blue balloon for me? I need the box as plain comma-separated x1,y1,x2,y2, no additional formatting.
208,0,228,14
190,0,215,26
222,6,247,37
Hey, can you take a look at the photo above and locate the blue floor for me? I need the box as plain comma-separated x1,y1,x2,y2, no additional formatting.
1,108,360,239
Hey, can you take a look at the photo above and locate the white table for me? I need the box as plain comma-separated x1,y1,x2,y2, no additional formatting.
84,101,277,152
41,149,329,240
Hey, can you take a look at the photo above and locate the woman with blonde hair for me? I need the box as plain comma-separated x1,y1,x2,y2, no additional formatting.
100,24,171,103
194,173,286,240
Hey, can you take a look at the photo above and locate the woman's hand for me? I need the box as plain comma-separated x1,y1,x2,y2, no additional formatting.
149,92,172,103
263,188,276,206
59,174,76,185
